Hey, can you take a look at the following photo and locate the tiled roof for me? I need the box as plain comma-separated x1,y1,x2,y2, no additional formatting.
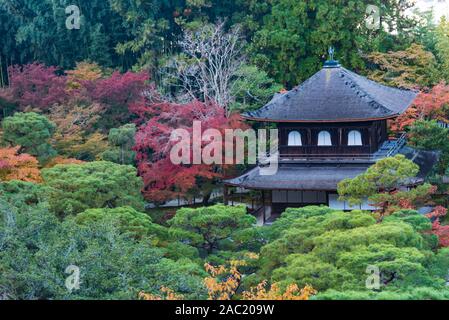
398,146,440,178
224,147,439,191
224,163,371,191
243,66,418,122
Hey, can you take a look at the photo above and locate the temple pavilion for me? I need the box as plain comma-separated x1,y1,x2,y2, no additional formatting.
224,56,439,224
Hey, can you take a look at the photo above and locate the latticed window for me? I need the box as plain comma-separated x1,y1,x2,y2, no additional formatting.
348,130,363,146
288,131,302,146
318,131,332,146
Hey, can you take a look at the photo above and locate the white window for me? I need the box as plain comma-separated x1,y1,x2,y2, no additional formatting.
318,131,332,146
288,131,302,146
348,130,363,146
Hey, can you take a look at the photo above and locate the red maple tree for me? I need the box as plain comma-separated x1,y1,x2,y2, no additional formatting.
78,70,150,127
0,63,68,111
85,71,148,107
426,206,449,247
0,63,149,126
133,99,247,203
391,82,449,131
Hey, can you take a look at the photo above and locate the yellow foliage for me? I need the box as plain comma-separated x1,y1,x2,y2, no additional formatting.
44,156,84,168
204,259,249,300
366,44,438,89
204,253,316,301
138,253,316,301
48,100,107,159
138,287,184,301
242,281,316,301
69,132,108,160
49,102,104,138
53,131,108,160
66,62,103,90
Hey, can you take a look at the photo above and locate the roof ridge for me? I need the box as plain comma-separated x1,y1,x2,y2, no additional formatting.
244,70,324,118
339,68,396,116
242,65,418,122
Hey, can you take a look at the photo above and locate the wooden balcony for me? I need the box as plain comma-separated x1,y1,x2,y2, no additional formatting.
259,134,407,163
279,146,372,160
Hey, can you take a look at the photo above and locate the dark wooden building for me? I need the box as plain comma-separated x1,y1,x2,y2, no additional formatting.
224,59,439,223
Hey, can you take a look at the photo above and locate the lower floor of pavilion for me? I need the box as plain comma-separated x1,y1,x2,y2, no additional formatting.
224,188,377,225
223,162,376,224
223,147,439,224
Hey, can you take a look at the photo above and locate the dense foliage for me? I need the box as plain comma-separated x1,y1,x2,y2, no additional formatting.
0,0,449,301
2,112,56,161
250,206,449,299
0,201,206,300
41,161,145,216
168,205,256,255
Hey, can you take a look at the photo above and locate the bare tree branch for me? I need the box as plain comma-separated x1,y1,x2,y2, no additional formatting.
162,21,246,116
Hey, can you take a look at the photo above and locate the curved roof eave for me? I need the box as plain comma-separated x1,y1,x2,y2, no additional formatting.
241,114,402,123
242,65,418,123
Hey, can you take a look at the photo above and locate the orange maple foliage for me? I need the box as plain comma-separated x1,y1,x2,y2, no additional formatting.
0,147,42,183
242,281,316,300
44,156,84,168
138,287,184,301
413,83,449,121
47,99,106,160
391,82,449,132
49,102,104,137
204,259,246,300
366,44,438,90
138,253,316,301
204,254,316,301
66,62,103,90
389,108,419,132
425,206,449,247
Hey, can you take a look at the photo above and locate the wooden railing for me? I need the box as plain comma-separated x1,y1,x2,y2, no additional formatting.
386,133,407,157
258,135,407,163
279,145,372,157
278,154,376,161
258,153,376,163
256,145,373,162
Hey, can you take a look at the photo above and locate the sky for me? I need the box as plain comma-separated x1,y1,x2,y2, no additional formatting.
414,0,449,21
